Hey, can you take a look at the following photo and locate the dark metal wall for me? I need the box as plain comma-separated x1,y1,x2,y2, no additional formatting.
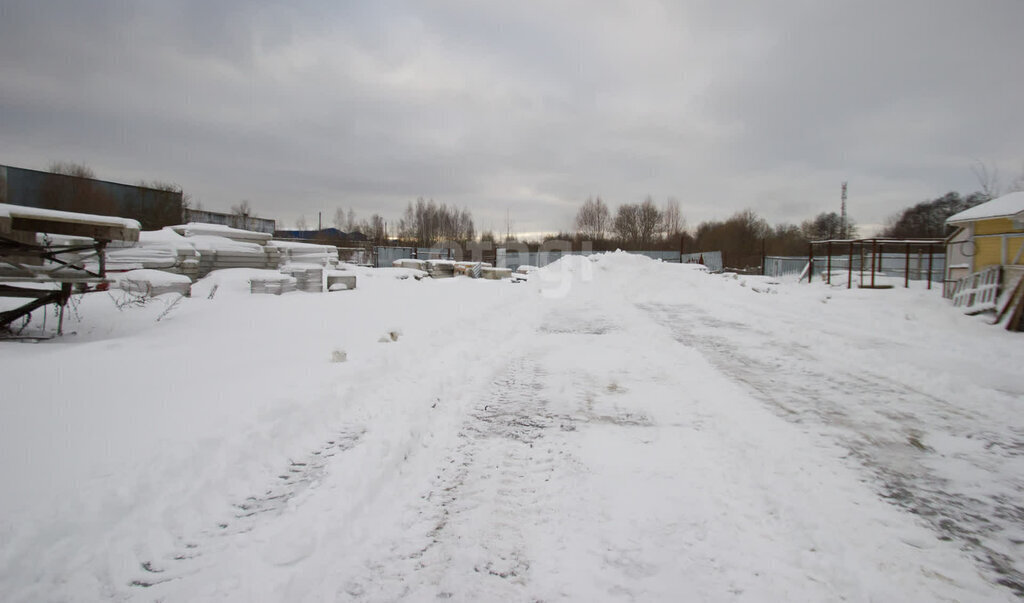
0,164,182,230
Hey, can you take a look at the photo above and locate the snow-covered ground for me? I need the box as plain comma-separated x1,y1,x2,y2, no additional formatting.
0,253,1021,601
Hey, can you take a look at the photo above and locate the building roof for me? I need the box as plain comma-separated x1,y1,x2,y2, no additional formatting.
946,191,1024,224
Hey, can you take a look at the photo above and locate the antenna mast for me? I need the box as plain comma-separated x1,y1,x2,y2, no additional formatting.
840,182,848,238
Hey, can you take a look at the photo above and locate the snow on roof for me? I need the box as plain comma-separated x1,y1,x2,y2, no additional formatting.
946,192,1024,224
138,227,198,250
266,240,336,251
186,234,266,253
170,222,272,242
0,202,141,235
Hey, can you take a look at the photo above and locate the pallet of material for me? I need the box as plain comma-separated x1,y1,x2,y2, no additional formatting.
281,264,324,293
267,241,339,268
117,269,193,297
951,266,1001,314
250,275,297,295
326,272,357,291
995,277,1024,331
393,258,427,271
424,260,456,278
170,223,273,245
481,267,513,280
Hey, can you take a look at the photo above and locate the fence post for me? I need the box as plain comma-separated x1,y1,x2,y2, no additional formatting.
871,239,877,288
826,241,832,285
761,238,766,276
904,243,911,288
927,244,934,290
808,243,814,283
860,243,865,284
848,241,853,289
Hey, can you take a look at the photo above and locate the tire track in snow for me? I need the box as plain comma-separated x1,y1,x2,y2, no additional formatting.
128,424,365,589
343,356,568,601
641,301,1024,597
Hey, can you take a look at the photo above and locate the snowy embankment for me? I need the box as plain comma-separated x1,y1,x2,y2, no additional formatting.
0,253,1020,601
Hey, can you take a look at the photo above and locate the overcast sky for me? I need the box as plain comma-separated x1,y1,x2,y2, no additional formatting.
2,0,1022,236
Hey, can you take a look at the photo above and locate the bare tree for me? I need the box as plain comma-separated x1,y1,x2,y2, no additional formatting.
367,213,386,243
333,207,346,231
295,215,309,231
662,197,684,238
231,200,255,231
971,160,1001,201
49,161,95,179
614,203,641,248
574,196,610,240
1009,163,1024,194
637,197,663,248
397,198,476,246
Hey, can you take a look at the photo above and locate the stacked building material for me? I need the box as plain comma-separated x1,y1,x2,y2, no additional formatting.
481,267,513,280
117,269,193,297
281,264,324,293
170,223,273,245
267,241,339,268
326,271,357,291
393,258,427,271
250,274,297,295
190,236,277,277
105,228,202,280
424,260,456,278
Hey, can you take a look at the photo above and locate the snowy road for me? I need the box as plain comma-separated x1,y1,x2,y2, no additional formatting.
642,296,1024,596
1,254,1021,601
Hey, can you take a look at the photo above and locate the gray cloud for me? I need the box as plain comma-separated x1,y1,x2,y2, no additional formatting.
1,0,1022,235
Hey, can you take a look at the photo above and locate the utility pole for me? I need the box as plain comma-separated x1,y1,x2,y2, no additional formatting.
840,182,848,239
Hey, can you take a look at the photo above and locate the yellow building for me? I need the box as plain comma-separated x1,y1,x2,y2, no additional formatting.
946,192,1024,289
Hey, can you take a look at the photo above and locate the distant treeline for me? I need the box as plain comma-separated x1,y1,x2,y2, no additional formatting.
546,196,860,269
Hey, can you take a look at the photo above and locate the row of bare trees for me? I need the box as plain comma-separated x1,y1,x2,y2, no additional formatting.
396,197,475,247
571,195,869,268
290,199,473,246
574,196,687,249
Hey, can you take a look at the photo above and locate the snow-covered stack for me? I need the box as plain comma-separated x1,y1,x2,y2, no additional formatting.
188,236,278,277
481,267,513,280
326,271,357,291
453,261,491,277
424,260,455,278
117,269,193,297
268,241,339,269
169,223,273,245
281,264,324,293
250,274,297,295
393,258,427,271
105,229,202,281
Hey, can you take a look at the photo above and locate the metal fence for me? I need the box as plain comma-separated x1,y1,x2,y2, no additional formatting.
374,247,454,267
765,253,946,282
680,251,724,272
500,250,723,272
374,247,725,271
